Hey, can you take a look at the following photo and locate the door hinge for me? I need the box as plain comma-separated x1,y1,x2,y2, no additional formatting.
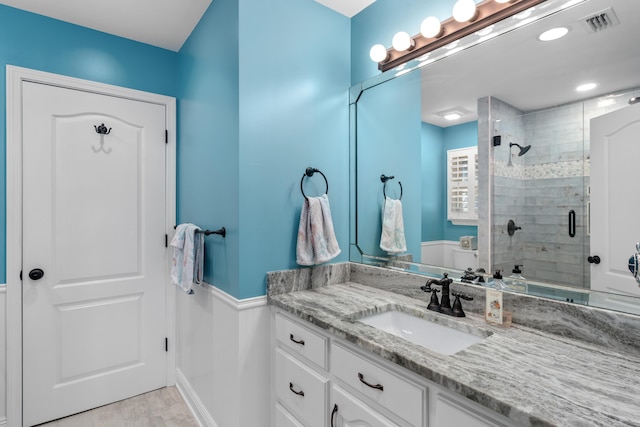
165,337,168,352
165,234,168,248
165,129,168,144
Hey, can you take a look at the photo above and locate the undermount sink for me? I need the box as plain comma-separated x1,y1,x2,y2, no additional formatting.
358,310,488,356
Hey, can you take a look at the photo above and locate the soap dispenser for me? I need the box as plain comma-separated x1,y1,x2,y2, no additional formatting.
506,265,528,293
487,270,507,290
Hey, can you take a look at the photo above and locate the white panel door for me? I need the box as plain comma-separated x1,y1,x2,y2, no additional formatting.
22,81,167,426
591,102,640,296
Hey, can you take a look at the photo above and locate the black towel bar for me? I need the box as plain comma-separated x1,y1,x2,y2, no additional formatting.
174,225,226,238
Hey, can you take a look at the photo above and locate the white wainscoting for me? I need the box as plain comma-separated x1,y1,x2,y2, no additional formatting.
176,282,270,427
0,286,6,426
421,241,478,271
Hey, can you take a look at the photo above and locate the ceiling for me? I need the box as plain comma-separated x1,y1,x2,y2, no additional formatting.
420,0,640,127
0,0,367,51
315,0,376,18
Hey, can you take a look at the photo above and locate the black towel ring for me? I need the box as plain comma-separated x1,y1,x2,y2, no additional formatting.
381,174,403,200
300,167,329,200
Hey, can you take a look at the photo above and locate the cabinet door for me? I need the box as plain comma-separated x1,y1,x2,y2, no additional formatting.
331,385,399,427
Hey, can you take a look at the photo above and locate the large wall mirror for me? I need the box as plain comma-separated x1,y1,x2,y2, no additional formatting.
349,0,640,315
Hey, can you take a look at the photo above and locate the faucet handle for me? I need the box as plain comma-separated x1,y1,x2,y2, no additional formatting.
423,285,441,312
451,292,473,317
452,291,473,301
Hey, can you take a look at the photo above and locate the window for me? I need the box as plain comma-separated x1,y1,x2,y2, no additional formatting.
447,146,478,225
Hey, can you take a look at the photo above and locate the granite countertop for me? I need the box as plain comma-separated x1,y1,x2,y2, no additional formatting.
269,280,640,427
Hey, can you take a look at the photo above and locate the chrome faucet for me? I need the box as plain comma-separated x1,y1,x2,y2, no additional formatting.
420,273,473,318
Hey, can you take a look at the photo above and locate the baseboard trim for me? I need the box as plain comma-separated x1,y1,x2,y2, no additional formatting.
175,369,217,427
194,282,268,311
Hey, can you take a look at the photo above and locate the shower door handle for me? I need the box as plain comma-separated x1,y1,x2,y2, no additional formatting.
568,210,576,238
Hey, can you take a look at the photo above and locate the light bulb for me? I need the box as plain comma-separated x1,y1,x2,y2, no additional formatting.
421,16,442,38
392,31,414,52
369,44,388,62
453,0,477,22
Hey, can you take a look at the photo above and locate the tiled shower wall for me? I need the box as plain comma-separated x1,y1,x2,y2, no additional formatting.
489,88,640,288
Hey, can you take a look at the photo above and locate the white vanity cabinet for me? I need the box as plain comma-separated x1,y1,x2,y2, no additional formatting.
331,343,426,426
274,313,329,427
331,385,398,426
272,309,521,427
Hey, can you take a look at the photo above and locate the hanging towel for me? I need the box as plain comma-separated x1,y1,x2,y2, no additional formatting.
296,194,341,266
380,196,407,254
171,223,205,294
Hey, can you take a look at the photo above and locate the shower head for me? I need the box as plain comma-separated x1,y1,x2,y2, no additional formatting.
509,142,531,157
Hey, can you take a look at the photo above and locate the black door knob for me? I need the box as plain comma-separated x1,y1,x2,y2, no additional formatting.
28,268,44,280
587,256,601,264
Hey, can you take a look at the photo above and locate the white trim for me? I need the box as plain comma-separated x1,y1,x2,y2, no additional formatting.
5,65,177,427
193,281,268,311
0,286,5,293
175,369,216,427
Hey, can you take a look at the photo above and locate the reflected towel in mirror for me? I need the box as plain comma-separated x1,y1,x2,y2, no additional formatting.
171,223,205,294
380,197,407,254
296,194,341,266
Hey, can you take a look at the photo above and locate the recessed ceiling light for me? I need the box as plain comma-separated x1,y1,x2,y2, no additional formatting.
514,7,534,20
437,107,469,121
538,27,569,41
476,25,495,37
576,83,597,92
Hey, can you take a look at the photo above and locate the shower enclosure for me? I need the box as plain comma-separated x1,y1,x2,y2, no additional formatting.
488,87,639,289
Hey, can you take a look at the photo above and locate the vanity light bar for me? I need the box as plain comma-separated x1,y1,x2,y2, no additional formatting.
376,0,547,72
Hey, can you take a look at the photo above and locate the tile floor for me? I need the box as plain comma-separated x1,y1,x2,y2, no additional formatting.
35,386,199,427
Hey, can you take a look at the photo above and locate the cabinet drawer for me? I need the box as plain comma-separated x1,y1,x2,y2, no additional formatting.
275,348,328,427
275,402,304,427
331,385,399,427
435,393,511,427
275,312,328,369
331,344,426,427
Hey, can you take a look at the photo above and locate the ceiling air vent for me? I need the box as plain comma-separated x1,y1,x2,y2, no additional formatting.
579,7,620,33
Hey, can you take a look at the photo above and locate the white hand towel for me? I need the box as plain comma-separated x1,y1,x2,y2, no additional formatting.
380,197,407,254
296,194,341,266
170,223,204,294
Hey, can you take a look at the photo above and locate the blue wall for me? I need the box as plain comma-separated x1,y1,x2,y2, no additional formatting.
178,0,351,299
237,0,350,299
0,5,178,284
177,0,241,297
421,123,445,242
421,121,478,242
356,72,422,260
351,0,457,84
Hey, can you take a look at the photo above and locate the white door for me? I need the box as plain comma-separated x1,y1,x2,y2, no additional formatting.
590,102,640,296
22,81,168,426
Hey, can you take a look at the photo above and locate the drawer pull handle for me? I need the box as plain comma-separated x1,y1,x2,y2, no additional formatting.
331,403,338,427
289,382,305,397
289,333,305,345
358,372,384,391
